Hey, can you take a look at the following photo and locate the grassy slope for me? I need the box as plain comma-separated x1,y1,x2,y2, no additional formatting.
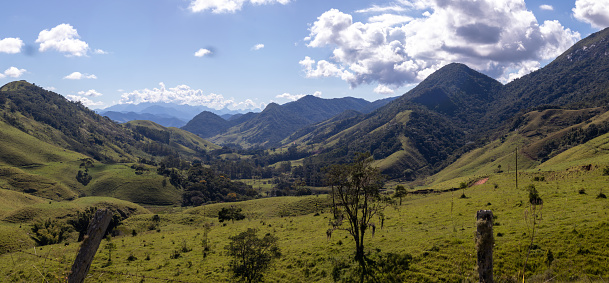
1,163,608,282
0,195,150,255
126,120,221,154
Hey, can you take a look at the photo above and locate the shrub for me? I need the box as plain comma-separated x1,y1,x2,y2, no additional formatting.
30,219,70,246
218,206,246,223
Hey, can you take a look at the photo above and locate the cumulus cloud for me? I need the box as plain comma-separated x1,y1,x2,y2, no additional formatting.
540,4,554,11
64,72,97,80
0,38,24,54
189,0,291,14
302,1,580,88
36,24,89,57
194,48,212,57
0,67,27,79
120,82,264,110
573,0,609,29
252,43,265,50
276,91,322,101
373,84,394,94
78,89,103,97
66,95,104,108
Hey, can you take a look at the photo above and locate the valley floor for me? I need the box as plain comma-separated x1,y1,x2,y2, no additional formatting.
1,165,609,282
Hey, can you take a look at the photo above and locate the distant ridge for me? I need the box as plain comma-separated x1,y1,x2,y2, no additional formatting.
182,95,396,148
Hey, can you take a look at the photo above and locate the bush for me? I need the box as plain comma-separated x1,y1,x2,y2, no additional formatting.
218,206,246,223
30,219,70,246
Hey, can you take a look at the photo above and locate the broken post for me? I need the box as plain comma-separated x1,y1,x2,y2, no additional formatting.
68,209,113,283
476,210,494,283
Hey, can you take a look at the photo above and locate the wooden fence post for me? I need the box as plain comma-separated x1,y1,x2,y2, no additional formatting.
476,210,494,283
68,209,113,283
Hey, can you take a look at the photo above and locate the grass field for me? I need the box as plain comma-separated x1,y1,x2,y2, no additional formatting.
1,162,608,282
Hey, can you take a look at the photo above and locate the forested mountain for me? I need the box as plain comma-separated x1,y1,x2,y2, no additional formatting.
292,27,609,180
182,95,396,148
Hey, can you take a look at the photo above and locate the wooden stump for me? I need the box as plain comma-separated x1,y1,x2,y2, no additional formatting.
476,210,494,283
68,209,113,283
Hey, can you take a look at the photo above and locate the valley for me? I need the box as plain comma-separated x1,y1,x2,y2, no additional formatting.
2,27,609,282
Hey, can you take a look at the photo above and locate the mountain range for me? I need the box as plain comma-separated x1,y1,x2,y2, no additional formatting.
2,27,609,203
182,95,397,148
98,102,248,128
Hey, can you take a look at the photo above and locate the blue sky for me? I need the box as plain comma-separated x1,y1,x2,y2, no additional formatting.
0,0,607,111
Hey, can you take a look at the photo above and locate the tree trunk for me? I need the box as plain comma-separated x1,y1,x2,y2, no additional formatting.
68,209,113,283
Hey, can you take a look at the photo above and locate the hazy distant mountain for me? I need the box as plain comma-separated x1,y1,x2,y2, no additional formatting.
101,111,187,128
99,102,252,127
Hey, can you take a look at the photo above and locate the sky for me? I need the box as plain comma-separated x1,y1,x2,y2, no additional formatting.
0,0,607,111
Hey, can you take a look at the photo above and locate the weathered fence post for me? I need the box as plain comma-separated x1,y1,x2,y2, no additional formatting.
476,210,494,283
68,209,113,283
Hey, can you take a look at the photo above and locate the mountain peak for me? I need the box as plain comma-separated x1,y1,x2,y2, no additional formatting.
1,80,39,92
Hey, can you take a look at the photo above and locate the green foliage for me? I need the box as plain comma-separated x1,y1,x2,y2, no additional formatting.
527,184,543,205
225,228,281,283
30,219,70,246
326,152,386,277
180,163,257,206
67,206,124,241
393,185,407,206
218,206,246,223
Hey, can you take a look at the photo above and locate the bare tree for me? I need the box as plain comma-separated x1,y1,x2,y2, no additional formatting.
325,153,386,281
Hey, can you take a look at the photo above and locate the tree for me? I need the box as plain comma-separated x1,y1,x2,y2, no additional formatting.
225,228,281,283
393,185,407,206
325,153,386,281
218,206,246,223
68,207,123,241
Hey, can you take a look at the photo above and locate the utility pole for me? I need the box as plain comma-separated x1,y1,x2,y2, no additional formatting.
515,146,518,190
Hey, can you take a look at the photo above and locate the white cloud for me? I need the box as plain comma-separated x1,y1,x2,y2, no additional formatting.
120,82,263,110
252,43,265,50
302,1,580,88
93,49,109,55
374,84,395,94
44,86,56,91
64,72,97,80
189,0,291,14
78,89,103,97
276,91,322,101
356,5,407,14
540,4,554,11
194,48,212,57
0,67,27,79
573,0,609,29
66,95,104,108
0,38,24,54
36,24,89,57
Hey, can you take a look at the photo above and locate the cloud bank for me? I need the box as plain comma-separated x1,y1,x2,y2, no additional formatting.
120,83,265,110
189,0,291,14
301,0,581,92
276,91,322,101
